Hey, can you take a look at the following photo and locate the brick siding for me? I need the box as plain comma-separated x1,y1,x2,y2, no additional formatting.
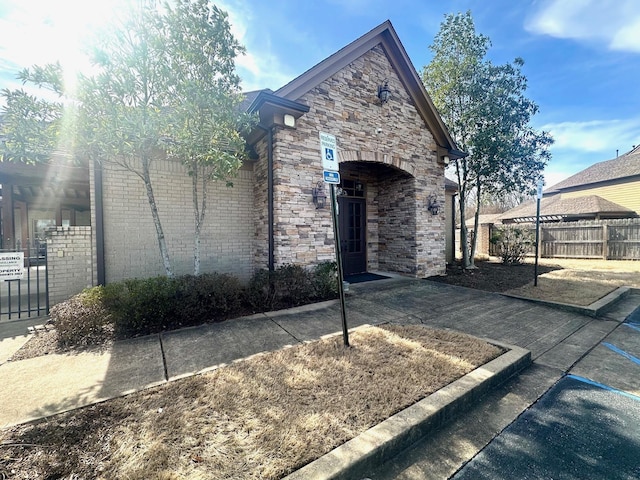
46,226,94,305
97,159,255,283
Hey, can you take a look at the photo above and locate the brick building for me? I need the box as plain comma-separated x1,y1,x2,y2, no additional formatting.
1,21,462,305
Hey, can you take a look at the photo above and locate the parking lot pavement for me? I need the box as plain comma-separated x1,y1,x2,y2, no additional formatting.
453,375,640,480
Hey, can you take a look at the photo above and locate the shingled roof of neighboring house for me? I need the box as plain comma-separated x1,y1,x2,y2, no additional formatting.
445,177,458,192
546,145,640,193
464,213,503,228
500,195,635,223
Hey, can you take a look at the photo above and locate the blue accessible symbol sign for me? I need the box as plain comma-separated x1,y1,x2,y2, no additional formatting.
323,170,340,184
325,148,334,162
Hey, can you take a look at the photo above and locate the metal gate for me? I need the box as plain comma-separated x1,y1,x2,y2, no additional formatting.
0,241,49,320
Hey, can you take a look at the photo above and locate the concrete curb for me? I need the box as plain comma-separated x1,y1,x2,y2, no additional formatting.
283,342,531,480
501,286,631,318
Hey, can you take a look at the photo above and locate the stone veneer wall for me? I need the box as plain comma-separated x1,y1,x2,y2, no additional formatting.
263,44,445,277
97,159,255,283
46,226,94,305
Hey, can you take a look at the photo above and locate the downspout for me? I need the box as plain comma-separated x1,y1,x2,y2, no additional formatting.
451,191,457,263
267,127,274,272
256,124,275,272
94,159,106,285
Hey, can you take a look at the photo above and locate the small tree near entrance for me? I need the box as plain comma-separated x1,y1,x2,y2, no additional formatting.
422,11,552,269
0,0,254,277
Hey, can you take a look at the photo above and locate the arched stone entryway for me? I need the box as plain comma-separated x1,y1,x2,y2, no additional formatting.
338,156,420,276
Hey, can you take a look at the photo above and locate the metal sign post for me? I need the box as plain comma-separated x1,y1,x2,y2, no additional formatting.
330,183,349,347
534,180,543,287
319,131,349,347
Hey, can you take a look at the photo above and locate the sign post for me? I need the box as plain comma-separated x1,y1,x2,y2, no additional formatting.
319,132,349,347
534,180,543,287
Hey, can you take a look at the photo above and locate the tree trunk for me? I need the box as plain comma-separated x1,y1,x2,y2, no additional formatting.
469,182,482,267
192,163,208,276
142,157,174,278
459,197,470,268
456,160,471,269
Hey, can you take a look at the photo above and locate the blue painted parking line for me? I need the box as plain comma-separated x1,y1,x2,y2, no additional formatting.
602,342,640,366
625,323,640,333
567,374,640,402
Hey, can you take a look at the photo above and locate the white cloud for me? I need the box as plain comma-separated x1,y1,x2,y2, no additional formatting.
541,119,640,155
217,0,296,92
540,118,640,187
544,170,573,188
526,0,640,52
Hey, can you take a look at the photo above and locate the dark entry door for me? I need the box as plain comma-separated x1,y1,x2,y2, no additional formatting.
338,197,366,275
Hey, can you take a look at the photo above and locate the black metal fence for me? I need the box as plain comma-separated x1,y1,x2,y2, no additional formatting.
0,241,49,320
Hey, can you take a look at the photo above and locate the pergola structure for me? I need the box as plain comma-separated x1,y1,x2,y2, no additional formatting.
0,158,90,252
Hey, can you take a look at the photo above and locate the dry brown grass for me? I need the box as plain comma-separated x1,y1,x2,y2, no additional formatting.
507,258,640,305
0,325,502,479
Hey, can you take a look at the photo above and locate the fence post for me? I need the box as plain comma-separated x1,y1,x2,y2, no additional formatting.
602,223,608,260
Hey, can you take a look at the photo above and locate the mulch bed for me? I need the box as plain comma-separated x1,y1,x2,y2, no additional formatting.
427,260,561,292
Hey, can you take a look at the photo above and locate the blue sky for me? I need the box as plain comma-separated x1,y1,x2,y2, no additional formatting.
1,0,639,188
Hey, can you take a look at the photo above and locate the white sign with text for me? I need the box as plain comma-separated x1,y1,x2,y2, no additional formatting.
319,132,339,171
0,252,24,281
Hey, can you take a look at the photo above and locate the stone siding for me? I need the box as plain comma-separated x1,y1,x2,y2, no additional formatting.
46,226,94,305
98,159,255,283
265,45,445,277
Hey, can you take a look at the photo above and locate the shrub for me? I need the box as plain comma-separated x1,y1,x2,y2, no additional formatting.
312,261,339,300
273,264,315,307
246,264,317,311
103,276,179,338
175,273,244,326
245,269,275,311
52,263,340,345
490,225,535,264
51,286,113,348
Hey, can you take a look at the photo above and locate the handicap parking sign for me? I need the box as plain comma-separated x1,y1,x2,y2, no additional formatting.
325,148,334,162
319,132,338,171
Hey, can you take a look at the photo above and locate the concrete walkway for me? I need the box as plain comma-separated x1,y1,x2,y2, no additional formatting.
1,278,638,448
373,287,640,479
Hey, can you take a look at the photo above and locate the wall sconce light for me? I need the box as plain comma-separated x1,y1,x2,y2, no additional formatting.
377,80,391,104
443,155,450,165
427,194,441,215
312,181,327,209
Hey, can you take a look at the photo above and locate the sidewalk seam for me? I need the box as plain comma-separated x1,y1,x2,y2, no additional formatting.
268,317,303,344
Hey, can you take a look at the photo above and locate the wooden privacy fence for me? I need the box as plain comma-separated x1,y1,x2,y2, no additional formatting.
491,219,640,260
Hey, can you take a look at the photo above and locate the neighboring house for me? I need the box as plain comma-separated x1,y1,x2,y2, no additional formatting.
0,21,462,305
499,195,635,224
464,147,640,259
459,214,503,260
543,145,640,215
498,146,640,225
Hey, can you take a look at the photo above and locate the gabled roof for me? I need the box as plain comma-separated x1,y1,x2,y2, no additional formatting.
500,195,635,223
546,145,640,193
273,20,463,159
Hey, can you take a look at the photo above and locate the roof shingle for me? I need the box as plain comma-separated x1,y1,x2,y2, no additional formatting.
500,195,634,222
546,146,640,192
